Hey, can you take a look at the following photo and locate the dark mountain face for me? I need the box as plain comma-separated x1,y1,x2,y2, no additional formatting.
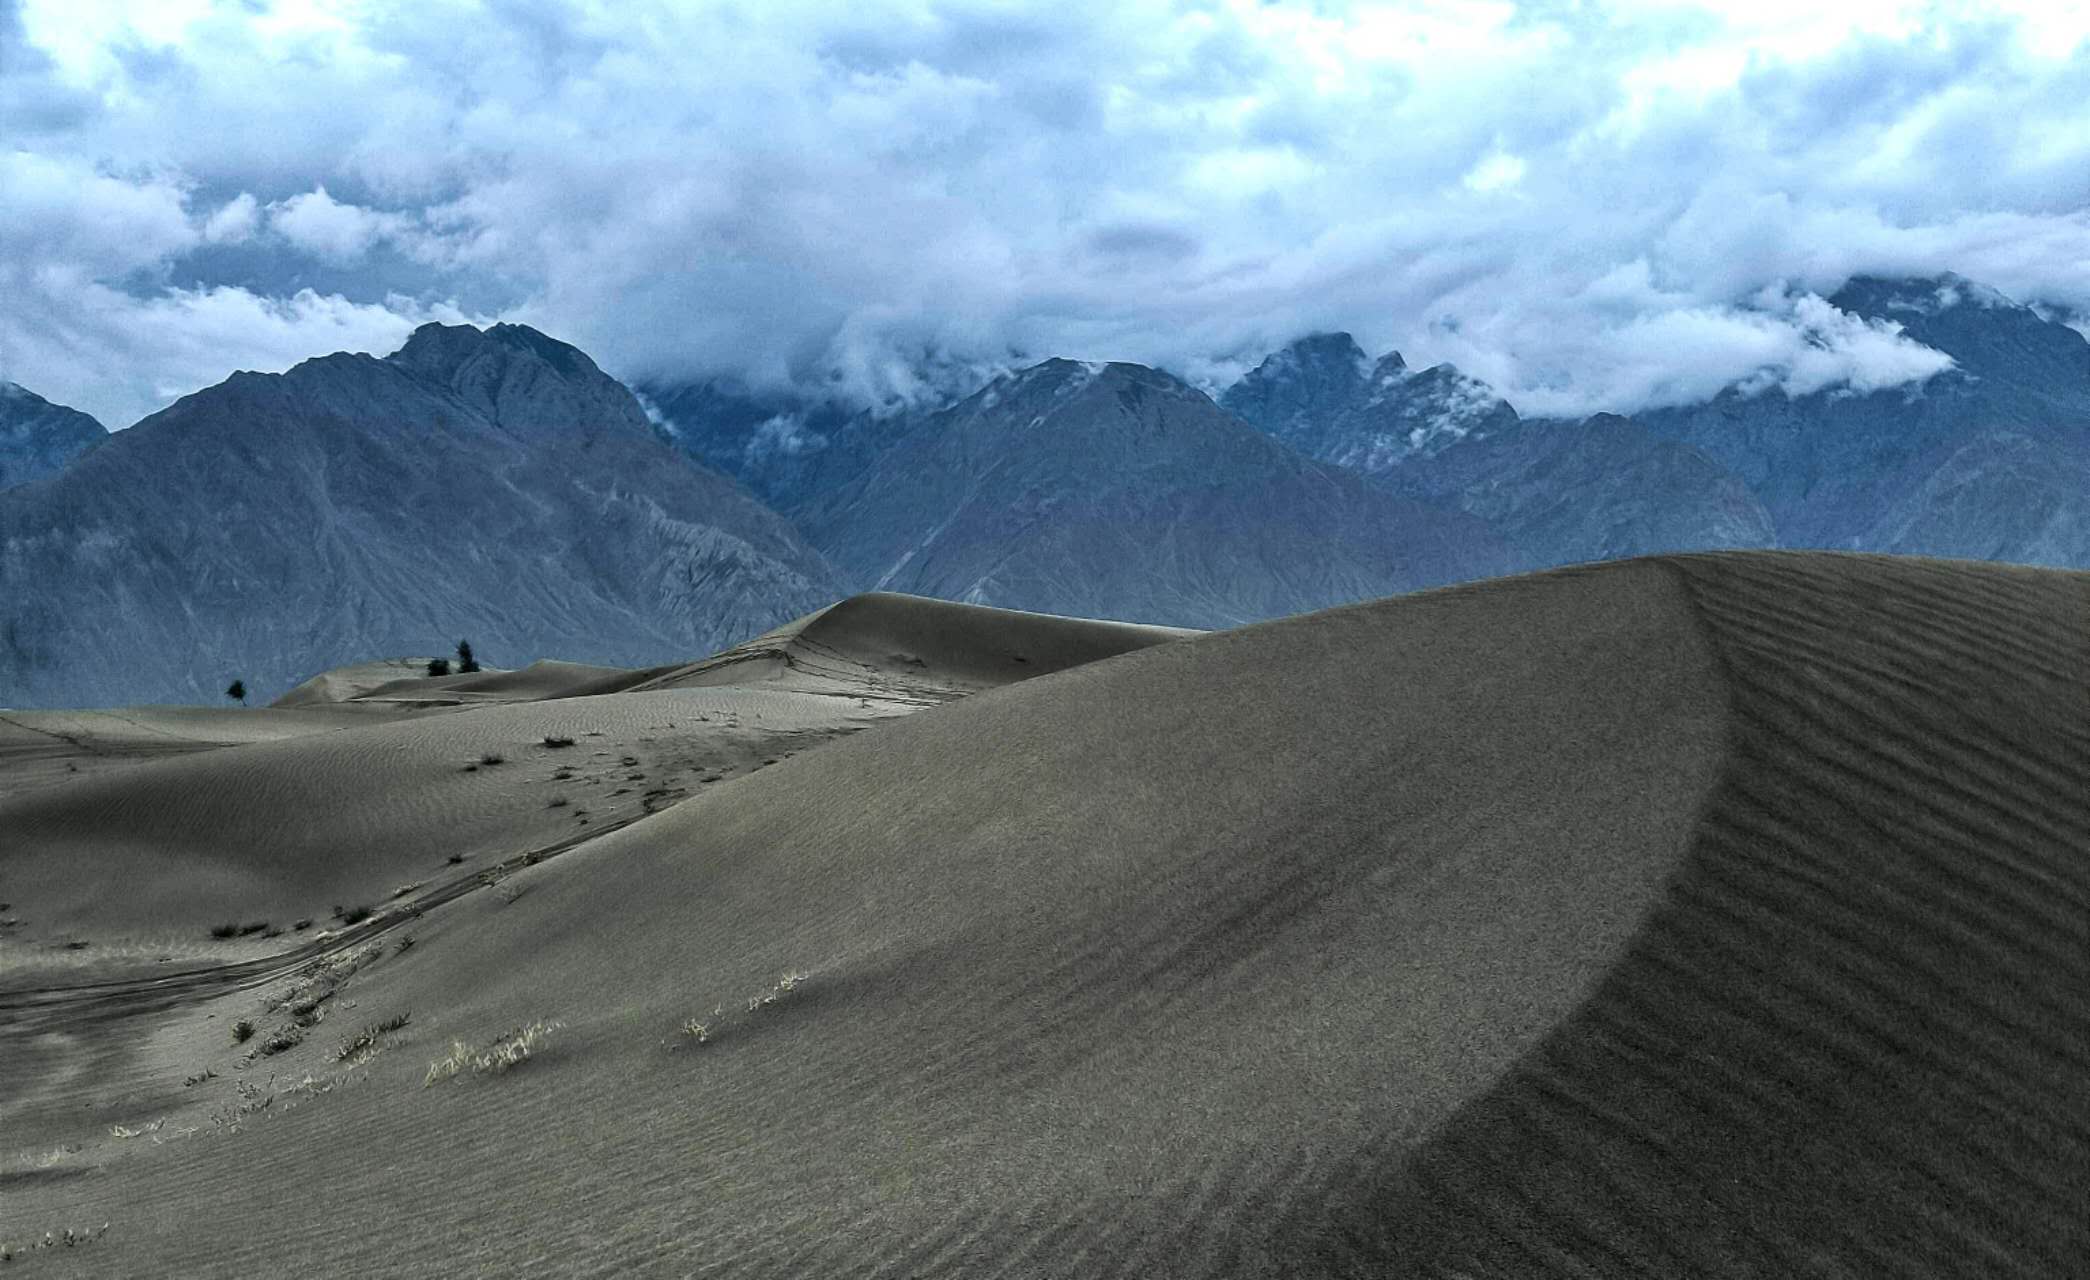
1225,336,1773,568
1634,276,2090,551
1860,429,2090,566
1388,414,1778,569
636,378,915,512
795,358,1512,628
0,383,105,491
0,324,841,709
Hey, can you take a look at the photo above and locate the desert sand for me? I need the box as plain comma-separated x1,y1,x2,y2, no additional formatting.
1,555,2084,1275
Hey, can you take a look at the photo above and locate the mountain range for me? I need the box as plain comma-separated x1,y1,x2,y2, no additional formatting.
3,272,2086,707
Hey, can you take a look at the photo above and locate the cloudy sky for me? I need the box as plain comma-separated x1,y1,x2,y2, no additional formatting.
4,0,2089,429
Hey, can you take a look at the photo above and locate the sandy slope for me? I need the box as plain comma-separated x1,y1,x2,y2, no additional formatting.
2,555,2085,1275
0,704,409,797
1,595,1183,979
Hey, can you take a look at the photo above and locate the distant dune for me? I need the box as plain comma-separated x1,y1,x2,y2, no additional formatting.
1,558,2083,1275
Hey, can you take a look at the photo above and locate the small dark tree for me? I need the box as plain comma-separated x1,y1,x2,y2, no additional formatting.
456,639,481,673
226,679,247,706
426,657,453,677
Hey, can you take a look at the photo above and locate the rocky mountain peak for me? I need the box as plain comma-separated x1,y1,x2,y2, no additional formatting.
1220,333,1375,448
385,321,654,442
1364,351,1410,385
0,382,106,490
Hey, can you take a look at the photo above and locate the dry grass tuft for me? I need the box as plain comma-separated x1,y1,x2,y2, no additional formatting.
424,1020,563,1088
337,1012,412,1063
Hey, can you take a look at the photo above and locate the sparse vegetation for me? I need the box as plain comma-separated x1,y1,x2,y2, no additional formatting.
209,922,240,939
337,904,374,926
0,1222,109,1262
680,1008,721,1044
678,974,806,1050
749,971,805,1012
338,1012,412,1063
479,751,506,766
231,1020,255,1043
423,1020,563,1087
547,796,570,808
542,735,575,749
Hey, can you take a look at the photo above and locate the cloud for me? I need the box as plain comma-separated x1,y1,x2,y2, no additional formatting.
202,192,259,244
268,187,413,262
3,0,2089,425
0,274,475,428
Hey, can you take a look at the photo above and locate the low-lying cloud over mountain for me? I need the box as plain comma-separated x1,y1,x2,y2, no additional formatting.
6,2,2090,428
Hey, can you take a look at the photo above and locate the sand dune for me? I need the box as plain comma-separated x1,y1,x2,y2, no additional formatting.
1,556,2084,1275
270,657,456,707
628,590,1196,698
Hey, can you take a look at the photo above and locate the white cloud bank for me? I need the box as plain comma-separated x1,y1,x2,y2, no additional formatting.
3,0,2089,427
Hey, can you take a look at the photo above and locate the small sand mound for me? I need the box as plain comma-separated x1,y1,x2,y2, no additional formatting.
632,591,1196,696
270,658,449,707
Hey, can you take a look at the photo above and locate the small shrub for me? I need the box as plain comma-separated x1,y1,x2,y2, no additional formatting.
479,752,505,767
395,934,416,954
231,1020,255,1044
547,796,569,809
183,1068,217,1087
542,735,575,749
236,921,270,937
257,1030,301,1056
209,923,240,939
446,854,466,865
426,657,453,678
293,918,313,931
338,905,374,926
680,1009,720,1044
